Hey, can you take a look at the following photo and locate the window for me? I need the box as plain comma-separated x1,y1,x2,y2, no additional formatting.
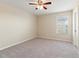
56,16,68,34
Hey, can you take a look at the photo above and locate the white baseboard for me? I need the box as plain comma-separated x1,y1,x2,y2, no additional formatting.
0,36,72,51
37,36,72,43
0,36,36,51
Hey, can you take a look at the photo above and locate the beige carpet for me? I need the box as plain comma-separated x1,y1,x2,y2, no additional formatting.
0,38,79,58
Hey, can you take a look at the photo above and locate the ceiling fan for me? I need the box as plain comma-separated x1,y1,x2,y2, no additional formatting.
29,0,52,10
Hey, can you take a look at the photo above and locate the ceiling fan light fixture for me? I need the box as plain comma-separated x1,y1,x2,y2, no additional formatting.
29,0,52,10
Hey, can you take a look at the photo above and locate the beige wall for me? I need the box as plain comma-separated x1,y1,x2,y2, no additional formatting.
0,4,37,50
38,11,72,42
0,3,73,50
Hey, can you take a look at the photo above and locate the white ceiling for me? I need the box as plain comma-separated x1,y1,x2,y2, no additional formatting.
0,0,78,15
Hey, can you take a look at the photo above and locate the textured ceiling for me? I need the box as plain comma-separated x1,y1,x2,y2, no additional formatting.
0,0,78,15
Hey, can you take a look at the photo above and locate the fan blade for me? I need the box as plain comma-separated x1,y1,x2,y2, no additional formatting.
43,2,52,5
43,6,47,10
29,3,37,5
